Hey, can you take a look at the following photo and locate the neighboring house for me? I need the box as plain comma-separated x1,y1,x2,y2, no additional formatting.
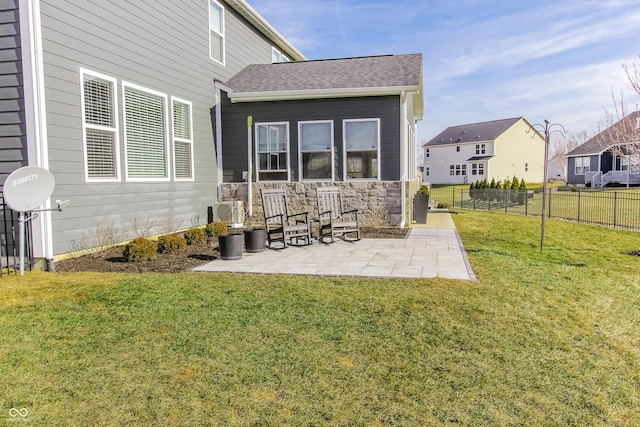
566,111,640,186
422,117,544,185
217,53,424,226
0,0,305,269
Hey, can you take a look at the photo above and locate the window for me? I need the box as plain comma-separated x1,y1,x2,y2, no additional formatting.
574,157,590,175
456,146,460,152
172,97,193,180
80,69,119,181
299,121,333,180
272,47,289,63
123,83,169,180
425,166,429,177
209,0,225,64
256,122,289,181
344,119,379,180
525,162,528,172
475,144,486,155
478,163,484,175
425,148,430,158
471,163,477,175
450,164,467,176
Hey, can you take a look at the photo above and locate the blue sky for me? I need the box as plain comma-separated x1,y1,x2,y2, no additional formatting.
248,0,640,144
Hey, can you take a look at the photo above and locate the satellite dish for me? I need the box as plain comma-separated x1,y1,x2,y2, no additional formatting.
3,166,55,212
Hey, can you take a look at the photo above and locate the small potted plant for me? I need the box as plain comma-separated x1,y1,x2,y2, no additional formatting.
218,229,244,260
413,185,430,224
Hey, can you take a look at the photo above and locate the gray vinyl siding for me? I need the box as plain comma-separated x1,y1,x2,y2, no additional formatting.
567,154,598,184
39,0,283,255
220,94,401,182
0,0,25,187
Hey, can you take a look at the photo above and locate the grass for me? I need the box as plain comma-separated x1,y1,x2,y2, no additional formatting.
1,212,640,425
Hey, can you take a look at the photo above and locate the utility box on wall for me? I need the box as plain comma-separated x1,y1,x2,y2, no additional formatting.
209,201,245,228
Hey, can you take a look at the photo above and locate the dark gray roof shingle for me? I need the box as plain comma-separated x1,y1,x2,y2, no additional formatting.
566,111,640,156
225,53,422,93
423,117,524,147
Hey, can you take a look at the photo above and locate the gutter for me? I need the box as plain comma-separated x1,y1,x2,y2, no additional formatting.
228,85,420,103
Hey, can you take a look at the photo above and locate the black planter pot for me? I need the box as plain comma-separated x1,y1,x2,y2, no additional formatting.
218,233,244,260
413,194,429,224
244,228,267,253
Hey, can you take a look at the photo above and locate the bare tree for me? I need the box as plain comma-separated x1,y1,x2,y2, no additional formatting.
550,129,593,180
597,56,640,174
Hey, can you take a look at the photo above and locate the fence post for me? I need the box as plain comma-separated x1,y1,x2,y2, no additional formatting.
504,189,508,213
547,189,552,219
577,190,581,222
613,191,618,228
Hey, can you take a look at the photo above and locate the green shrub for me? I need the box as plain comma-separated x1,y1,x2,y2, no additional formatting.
606,181,622,188
157,233,187,254
418,185,429,195
437,201,451,209
184,228,206,245
206,221,228,237
122,237,157,262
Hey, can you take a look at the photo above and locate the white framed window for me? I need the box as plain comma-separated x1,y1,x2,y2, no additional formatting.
475,144,486,155
425,148,430,158
123,82,169,181
456,146,460,152
209,0,225,64
574,156,590,175
471,163,477,175
299,121,333,180
449,164,466,176
618,156,630,172
80,69,120,181
525,162,529,172
272,47,290,63
478,163,484,175
425,166,429,177
344,119,380,180
256,122,289,181
171,97,194,180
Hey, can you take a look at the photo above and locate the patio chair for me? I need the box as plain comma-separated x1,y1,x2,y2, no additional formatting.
316,186,361,243
260,188,312,248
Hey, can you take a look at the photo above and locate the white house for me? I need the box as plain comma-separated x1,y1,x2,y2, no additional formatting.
422,117,545,184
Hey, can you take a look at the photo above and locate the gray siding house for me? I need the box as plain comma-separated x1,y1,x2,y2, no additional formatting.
1,0,304,268
217,54,424,226
567,111,640,186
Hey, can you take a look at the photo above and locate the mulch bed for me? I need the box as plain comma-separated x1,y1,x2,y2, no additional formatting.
55,227,409,273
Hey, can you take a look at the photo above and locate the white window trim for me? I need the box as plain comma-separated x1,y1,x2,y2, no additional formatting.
298,120,334,181
171,96,194,181
122,81,171,182
343,118,381,181
79,68,120,182
255,121,290,182
209,0,225,65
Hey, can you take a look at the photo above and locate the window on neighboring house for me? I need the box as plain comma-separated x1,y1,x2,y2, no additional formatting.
209,0,225,64
172,98,193,180
272,47,290,63
619,156,629,171
471,163,477,175
456,146,460,152
425,148,429,158
257,122,289,181
299,121,333,180
574,156,590,175
478,163,484,175
123,83,169,180
525,162,528,172
475,143,486,155
425,166,429,177
80,69,119,181
344,119,379,180
449,164,466,176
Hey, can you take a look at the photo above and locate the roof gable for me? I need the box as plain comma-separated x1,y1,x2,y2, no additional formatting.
566,111,640,157
423,117,524,147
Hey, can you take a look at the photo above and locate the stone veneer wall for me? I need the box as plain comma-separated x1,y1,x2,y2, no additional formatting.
220,181,416,227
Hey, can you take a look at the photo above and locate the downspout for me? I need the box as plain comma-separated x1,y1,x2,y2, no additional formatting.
399,91,407,228
20,0,54,267
246,116,252,216
214,81,228,201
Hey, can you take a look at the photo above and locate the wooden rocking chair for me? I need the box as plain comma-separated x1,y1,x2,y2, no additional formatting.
316,186,361,243
260,188,312,248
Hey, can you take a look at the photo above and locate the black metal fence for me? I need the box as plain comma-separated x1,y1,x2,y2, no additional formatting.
430,187,640,231
0,192,32,275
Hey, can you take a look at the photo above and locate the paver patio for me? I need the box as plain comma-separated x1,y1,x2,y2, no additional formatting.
194,212,475,281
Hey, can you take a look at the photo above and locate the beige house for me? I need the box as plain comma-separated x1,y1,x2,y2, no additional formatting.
422,117,545,184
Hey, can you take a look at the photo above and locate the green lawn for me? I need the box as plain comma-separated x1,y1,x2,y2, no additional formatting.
1,212,640,425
